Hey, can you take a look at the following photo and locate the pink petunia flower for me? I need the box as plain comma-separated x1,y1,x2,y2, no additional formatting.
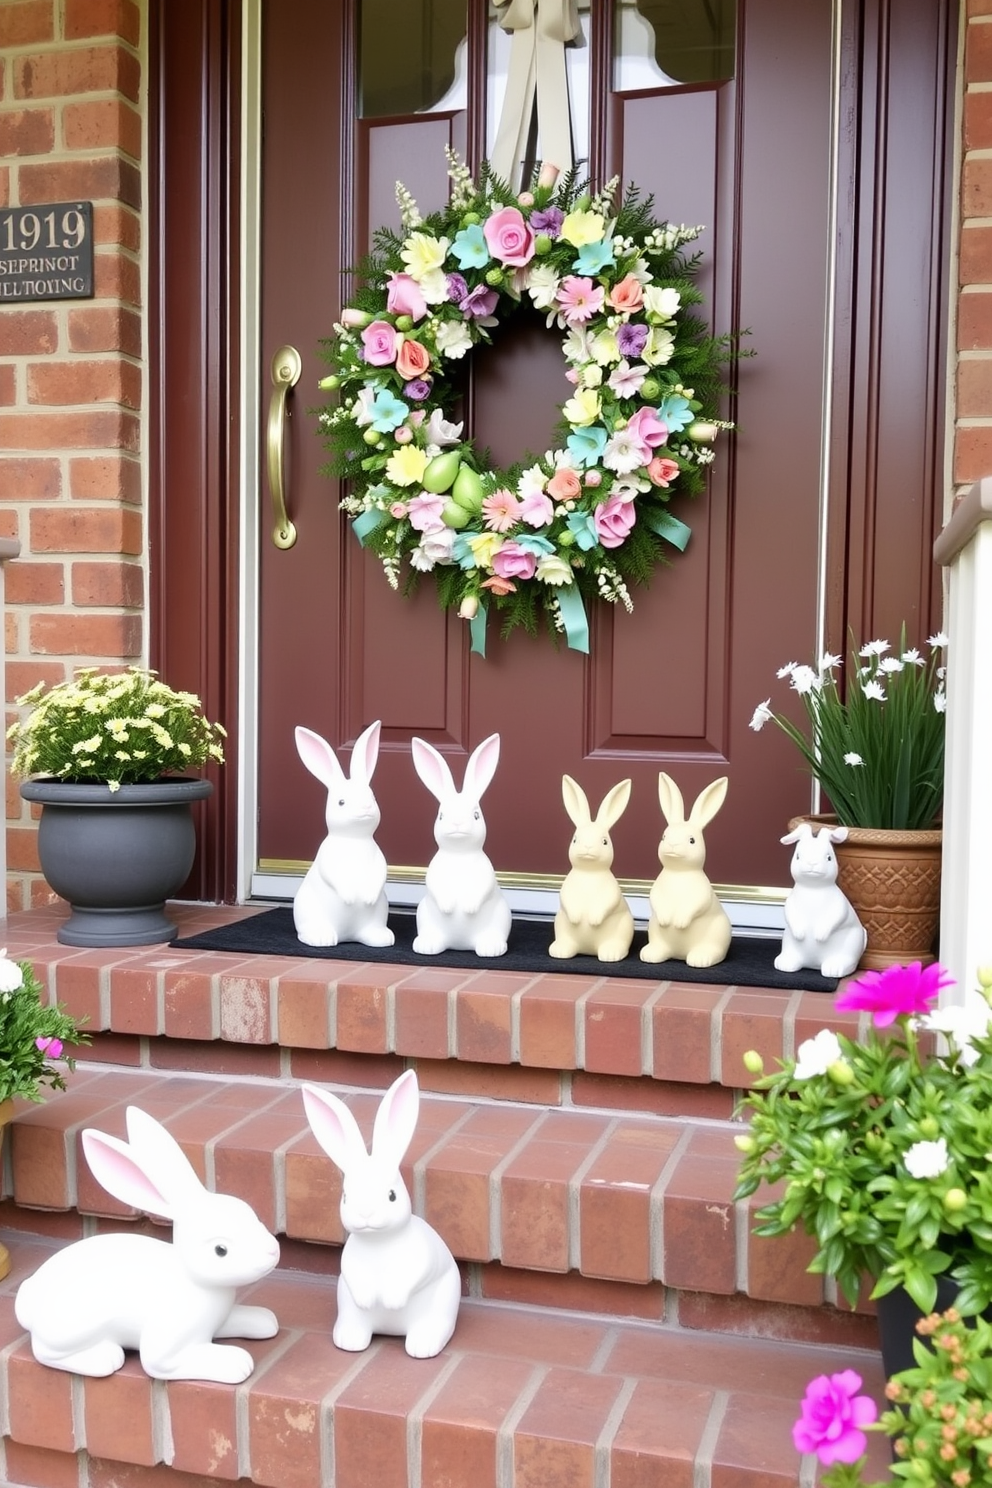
518,489,554,527
556,276,605,326
834,960,954,1027
35,1035,64,1059
482,488,522,533
491,542,537,580
792,1371,877,1466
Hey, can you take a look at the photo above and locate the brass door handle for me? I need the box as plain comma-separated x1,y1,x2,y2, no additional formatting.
266,344,302,550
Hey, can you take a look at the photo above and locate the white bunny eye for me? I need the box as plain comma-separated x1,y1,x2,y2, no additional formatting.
338,798,345,806
388,1189,396,1202
214,1243,228,1257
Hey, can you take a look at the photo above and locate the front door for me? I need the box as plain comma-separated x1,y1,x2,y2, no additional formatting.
250,0,950,902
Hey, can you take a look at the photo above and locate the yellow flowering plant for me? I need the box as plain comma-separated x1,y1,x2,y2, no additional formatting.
8,667,226,793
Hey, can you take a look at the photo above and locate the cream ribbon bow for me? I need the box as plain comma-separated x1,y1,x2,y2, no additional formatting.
491,0,584,187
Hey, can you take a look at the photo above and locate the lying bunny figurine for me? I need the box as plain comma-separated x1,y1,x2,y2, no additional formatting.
549,775,635,962
15,1106,280,1381
641,772,733,967
293,720,394,948
302,1071,461,1358
775,822,867,977
410,733,511,956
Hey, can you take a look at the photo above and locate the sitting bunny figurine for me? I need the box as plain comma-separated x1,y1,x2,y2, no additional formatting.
549,775,635,962
775,822,867,977
293,720,395,948
641,772,733,967
15,1106,280,1381
302,1071,461,1358
410,733,511,956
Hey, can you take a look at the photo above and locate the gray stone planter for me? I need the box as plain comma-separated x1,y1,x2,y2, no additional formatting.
20,777,213,947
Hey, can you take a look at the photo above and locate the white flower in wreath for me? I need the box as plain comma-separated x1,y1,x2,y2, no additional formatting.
603,427,647,474
424,410,463,447
546,448,580,471
418,268,451,304
434,321,473,359
401,231,450,280
580,363,604,389
562,326,595,364
641,326,676,366
590,328,620,365
352,386,375,427
410,528,457,571
608,361,648,398
537,554,574,585
518,464,549,500
643,284,681,320
611,473,651,499
526,263,560,309
561,387,601,427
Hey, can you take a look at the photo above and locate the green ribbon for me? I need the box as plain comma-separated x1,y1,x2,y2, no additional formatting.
469,603,487,657
556,584,589,653
642,509,692,552
352,508,387,545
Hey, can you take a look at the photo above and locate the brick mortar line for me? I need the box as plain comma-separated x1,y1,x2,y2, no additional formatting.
318,1338,388,1488
693,1389,729,1488
708,986,736,1081
406,1349,463,1488
151,1376,173,1467
457,970,540,1062
0,1328,24,1438
594,1373,638,1488
588,1323,620,1375
782,987,805,1062
411,1103,476,1214
231,1323,307,1480
649,1123,694,1282
574,976,604,1068
495,1363,547,1488
70,1370,85,1459
567,1117,621,1272
640,978,670,1074
488,1107,555,1262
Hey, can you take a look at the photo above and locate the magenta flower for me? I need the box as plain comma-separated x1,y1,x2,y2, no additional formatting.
593,492,637,549
625,405,669,451
36,1035,64,1059
483,206,535,267
360,319,398,366
834,960,954,1026
491,542,537,580
793,1371,877,1465
556,276,605,326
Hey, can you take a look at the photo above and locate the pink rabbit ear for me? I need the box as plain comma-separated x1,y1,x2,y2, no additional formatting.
349,721,381,785
123,1106,204,1205
411,737,455,802
301,1084,370,1173
81,1127,176,1219
463,733,500,801
295,727,345,789
371,1070,420,1171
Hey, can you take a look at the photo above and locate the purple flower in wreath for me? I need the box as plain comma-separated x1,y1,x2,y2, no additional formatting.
459,284,499,320
403,377,432,402
617,322,649,359
446,272,469,304
530,206,564,239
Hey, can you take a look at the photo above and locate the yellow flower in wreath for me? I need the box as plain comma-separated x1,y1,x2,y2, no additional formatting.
386,446,430,486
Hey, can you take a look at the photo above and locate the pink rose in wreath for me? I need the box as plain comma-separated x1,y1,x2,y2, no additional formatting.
608,274,645,313
361,319,398,366
481,574,517,596
395,339,431,381
547,467,582,502
625,405,668,453
492,542,538,580
593,492,636,549
647,456,680,487
483,206,535,267
386,272,428,322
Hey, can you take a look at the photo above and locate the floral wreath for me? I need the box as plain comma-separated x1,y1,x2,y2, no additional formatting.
317,151,735,653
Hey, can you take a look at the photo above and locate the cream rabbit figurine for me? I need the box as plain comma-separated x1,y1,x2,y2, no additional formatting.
293,720,394,948
302,1071,461,1358
641,772,733,967
775,822,867,977
410,733,511,956
549,775,635,961
15,1106,280,1381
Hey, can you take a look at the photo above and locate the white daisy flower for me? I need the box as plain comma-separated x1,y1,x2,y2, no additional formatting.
901,648,925,666
794,1029,844,1081
862,679,886,702
434,321,473,358
789,665,821,696
526,262,561,310
934,691,947,713
904,1138,949,1180
777,662,799,678
603,429,647,474
818,652,842,673
749,700,773,732
927,631,949,649
859,639,890,658
879,657,905,673
844,752,864,766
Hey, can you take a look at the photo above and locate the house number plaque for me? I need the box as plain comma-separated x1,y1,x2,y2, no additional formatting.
0,201,94,302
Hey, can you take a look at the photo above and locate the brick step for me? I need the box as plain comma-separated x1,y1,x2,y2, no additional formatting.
2,1063,874,1335
8,903,863,1117
0,1231,890,1488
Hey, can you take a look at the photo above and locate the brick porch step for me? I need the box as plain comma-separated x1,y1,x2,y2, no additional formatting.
2,1062,873,1334
0,1231,891,1488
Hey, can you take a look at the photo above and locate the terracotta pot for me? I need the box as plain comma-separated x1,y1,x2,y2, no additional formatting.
787,815,942,971
0,1099,14,1282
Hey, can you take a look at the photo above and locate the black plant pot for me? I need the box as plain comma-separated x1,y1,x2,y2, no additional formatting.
875,1274,977,1382
21,777,213,947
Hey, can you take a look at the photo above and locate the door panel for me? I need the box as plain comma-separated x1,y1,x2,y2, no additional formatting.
253,0,948,893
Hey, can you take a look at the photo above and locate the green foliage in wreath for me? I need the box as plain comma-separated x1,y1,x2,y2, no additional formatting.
316,151,740,649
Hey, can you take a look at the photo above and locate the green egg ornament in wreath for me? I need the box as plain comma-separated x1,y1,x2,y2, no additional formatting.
316,149,743,653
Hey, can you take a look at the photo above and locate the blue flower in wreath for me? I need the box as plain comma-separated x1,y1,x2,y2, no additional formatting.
513,533,556,557
574,238,615,276
451,533,478,569
657,394,694,434
566,511,599,551
451,224,490,270
370,388,409,432
567,424,609,468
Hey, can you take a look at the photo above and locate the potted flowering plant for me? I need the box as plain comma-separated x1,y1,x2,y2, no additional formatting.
8,667,226,948
734,963,992,1376
749,628,947,968
793,1309,992,1486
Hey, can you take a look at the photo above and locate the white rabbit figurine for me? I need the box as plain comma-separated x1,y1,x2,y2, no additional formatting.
775,822,867,977
641,773,733,968
293,720,395,948
410,733,511,957
14,1106,280,1381
549,775,635,962
302,1071,461,1358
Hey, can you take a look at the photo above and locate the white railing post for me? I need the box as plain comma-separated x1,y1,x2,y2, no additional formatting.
933,477,992,999
0,538,22,941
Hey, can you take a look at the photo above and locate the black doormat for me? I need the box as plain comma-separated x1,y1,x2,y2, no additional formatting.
172,907,839,992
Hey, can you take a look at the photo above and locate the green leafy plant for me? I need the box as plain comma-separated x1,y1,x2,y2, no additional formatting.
0,953,88,1103
734,963,992,1315
749,629,946,830
7,667,226,793
795,1310,992,1487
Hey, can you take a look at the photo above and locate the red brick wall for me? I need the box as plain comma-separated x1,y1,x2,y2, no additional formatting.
958,4,992,485
0,0,143,910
